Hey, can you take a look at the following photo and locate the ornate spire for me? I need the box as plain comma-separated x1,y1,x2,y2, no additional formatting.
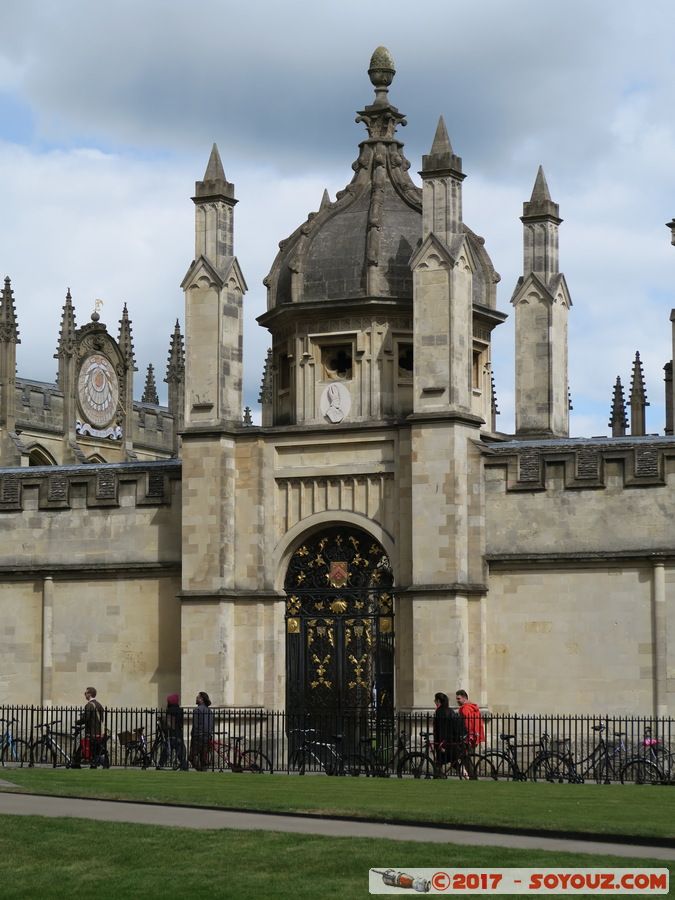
117,304,136,369
165,320,185,385
55,288,76,359
491,371,500,417
258,348,272,406
142,363,159,405
629,351,649,436
0,277,20,344
609,376,628,437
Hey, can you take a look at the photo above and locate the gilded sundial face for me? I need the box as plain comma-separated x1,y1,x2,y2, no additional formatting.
78,353,119,428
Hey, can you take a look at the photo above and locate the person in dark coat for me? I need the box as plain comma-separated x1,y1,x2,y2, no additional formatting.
189,691,215,771
158,693,187,769
433,691,469,777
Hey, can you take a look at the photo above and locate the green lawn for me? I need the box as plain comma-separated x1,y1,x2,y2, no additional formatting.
0,769,672,899
0,815,671,900
2,766,673,838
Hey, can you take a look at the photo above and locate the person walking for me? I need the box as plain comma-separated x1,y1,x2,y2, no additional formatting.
189,691,214,771
158,693,187,770
72,686,108,768
455,689,485,747
434,692,470,778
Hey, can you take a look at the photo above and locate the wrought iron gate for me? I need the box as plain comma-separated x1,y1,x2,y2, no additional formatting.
285,526,394,718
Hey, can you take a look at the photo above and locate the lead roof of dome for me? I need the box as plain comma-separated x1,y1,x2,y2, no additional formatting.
263,48,498,311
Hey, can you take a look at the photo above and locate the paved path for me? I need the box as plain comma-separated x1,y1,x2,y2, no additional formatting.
0,790,672,861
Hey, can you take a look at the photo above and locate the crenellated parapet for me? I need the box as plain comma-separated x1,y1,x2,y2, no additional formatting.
0,459,180,511
482,436,675,491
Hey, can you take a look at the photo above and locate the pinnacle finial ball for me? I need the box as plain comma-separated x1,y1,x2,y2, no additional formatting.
368,46,395,89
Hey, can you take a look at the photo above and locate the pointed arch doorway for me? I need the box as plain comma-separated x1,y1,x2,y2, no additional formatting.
285,526,395,719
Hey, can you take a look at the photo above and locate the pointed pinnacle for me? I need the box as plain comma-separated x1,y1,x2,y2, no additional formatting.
530,165,552,203
204,143,227,182
522,165,560,221
421,115,463,177
195,143,236,202
430,116,453,156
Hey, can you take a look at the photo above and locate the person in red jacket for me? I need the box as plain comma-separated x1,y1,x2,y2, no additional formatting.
455,689,485,746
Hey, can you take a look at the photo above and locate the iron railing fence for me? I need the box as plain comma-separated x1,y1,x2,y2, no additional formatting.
0,706,672,780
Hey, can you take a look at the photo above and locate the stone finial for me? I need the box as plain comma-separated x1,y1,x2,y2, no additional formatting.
258,348,273,405
165,320,185,385
118,303,136,369
629,351,649,436
368,46,395,103
55,288,76,359
609,376,627,437
0,276,20,344
357,47,406,142
142,363,159,405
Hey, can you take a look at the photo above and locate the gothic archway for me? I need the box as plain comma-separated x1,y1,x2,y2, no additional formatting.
284,526,394,718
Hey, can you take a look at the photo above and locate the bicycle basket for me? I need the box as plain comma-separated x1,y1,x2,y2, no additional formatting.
117,731,134,746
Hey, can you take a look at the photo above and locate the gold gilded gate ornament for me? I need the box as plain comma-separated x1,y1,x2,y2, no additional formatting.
328,560,349,588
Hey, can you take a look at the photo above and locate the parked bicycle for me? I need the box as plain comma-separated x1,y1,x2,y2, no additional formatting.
555,724,628,784
0,717,29,767
395,732,444,779
341,729,410,777
287,728,345,775
473,732,573,782
394,731,476,779
29,720,76,768
118,726,152,769
619,727,673,785
210,733,272,773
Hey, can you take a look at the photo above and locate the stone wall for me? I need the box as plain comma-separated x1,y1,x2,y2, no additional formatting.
0,461,182,707
483,437,675,714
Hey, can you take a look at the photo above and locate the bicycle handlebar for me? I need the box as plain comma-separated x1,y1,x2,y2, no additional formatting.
35,720,62,730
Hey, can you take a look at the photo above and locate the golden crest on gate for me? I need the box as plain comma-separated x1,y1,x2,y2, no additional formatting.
328,560,349,588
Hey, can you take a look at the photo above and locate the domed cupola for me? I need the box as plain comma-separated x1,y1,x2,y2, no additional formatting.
257,48,505,431
263,46,422,311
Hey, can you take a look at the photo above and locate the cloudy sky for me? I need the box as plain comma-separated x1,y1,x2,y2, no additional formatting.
1,0,675,436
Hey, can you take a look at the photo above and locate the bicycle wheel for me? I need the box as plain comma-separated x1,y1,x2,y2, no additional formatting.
0,738,30,766
592,760,617,785
30,740,56,767
620,758,662,785
240,749,273,773
124,744,149,768
649,747,674,783
396,752,438,779
152,739,180,770
148,738,164,768
473,751,518,781
529,752,573,783
288,749,307,775
341,753,370,777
